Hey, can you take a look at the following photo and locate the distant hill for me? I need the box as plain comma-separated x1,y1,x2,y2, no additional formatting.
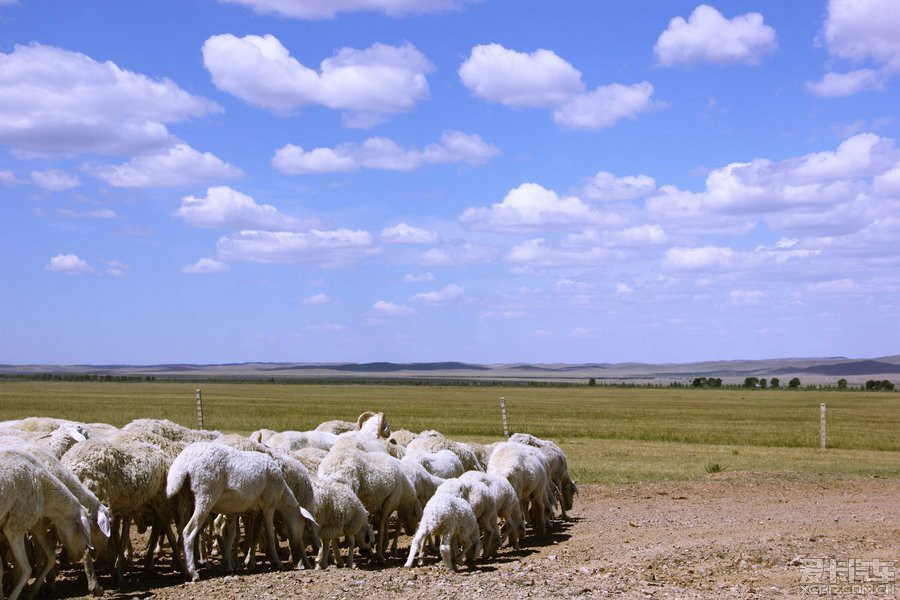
770,360,900,376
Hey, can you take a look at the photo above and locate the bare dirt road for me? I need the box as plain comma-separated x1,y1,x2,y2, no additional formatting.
50,473,898,599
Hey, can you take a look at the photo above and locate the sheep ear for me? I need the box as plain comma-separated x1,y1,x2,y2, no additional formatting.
299,506,318,527
67,427,87,443
97,507,112,538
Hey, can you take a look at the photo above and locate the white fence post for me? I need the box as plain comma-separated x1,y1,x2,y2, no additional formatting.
820,402,826,449
500,396,509,438
196,389,204,431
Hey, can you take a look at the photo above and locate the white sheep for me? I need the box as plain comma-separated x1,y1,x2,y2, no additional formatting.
311,477,374,569
433,477,499,560
406,430,484,472
458,471,526,554
487,442,555,537
317,447,421,564
0,449,94,600
166,442,316,581
291,447,328,472
509,433,578,518
265,430,338,452
404,494,481,572
387,428,418,447
404,448,465,479
314,420,357,435
122,418,220,444
356,411,391,438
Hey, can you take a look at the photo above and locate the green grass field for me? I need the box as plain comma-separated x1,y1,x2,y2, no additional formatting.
2,381,898,483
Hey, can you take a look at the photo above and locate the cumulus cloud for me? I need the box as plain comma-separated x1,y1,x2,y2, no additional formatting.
459,43,656,131
654,4,777,67
202,35,432,126
174,186,313,230
413,283,464,303
216,229,377,267
0,170,24,186
47,254,91,275
578,171,655,201
822,0,900,72
303,293,330,305
0,43,219,155
220,0,472,19
506,238,615,268
181,258,232,274
566,224,668,248
90,144,242,187
373,300,415,316
31,169,81,191
403,272,435,282
272,130,498,174
420,243,498,266
460,182,627,232
662,245,736,270
381,223,440,244
806,69,883,97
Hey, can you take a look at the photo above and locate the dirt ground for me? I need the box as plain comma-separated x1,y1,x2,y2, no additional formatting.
47,473,899,600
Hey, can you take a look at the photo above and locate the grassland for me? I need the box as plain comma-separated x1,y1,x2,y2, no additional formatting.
2,381,898,483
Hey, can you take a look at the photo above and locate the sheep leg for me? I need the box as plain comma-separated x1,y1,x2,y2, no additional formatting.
24,526,56,600
221,517,238,573
314,534,330,570
438,533,456,572
111,515,126,585
182,500,212,582
342,531,353,569
403,531,426,568
242,514,259,569
120,515,134,567
3,530,32,600
376,512,391,564
159,515,187,576
82,549,104,597
261,510,283,571
143,524,159,570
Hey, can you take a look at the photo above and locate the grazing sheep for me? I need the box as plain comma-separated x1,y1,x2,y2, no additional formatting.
404,495,481,572
249,428,278,444
266,430,338,452
458,471,526,554
166,442,316,581
405,448,465,479
333,430,406,459
387,428,418,447
291,447,328,472
311,477,374,569
61,437,180,584
356,411,390,438
123,418,220,444
0,449,94,600
487,442,555,537
314,420,357,435
317,447,421,563
0,440,112,596
509,433,578,518
433,478,499,560
406,430,484,472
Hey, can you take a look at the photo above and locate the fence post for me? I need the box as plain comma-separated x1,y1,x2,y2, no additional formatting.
196,389,204,430
499,396,509,438
820,402,826,449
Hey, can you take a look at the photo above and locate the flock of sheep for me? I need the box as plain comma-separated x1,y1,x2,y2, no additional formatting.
0,411,577,599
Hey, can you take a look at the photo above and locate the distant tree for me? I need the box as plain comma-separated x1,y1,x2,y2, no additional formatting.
867,379,896,391
788,377,801,389
759,378,768,389
837,378,848,390
692,377,707,388
588,378,597,387
865,379,877,390
744,377,759,388
708,377,722,388
770,377,780,388
883,380,896,391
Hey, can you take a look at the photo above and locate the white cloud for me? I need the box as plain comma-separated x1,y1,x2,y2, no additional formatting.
806,69,883,97
0,43,219,155
90,144,242,188
180,258,232,274
373,300,415,316
47,254,91,275
807,278,859,294
174,186,313,230
553,82,656,131
303,293,330,305
567,224,668,247
220,0,472,19
403,272,435,282
654,4,777,67
729,289,765,304
507,238,615,267
822,0,900,72
305,323,346,332
616,282,633,295
419,243,498,266
460,182,627,232
873,166,900,197
459,44,584,107
579,171,656,201
662,246,736,270
103,259,128,277
202,35,432,126
459,43,657,131
272,130,498,174
413,283,464,303
381,223,440,244
216,229,377,267
0,170,24,186
57,208,116,219
480,310,527,319
31,169,81,191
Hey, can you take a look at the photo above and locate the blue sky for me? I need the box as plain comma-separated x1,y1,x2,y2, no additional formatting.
1,0,899,364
